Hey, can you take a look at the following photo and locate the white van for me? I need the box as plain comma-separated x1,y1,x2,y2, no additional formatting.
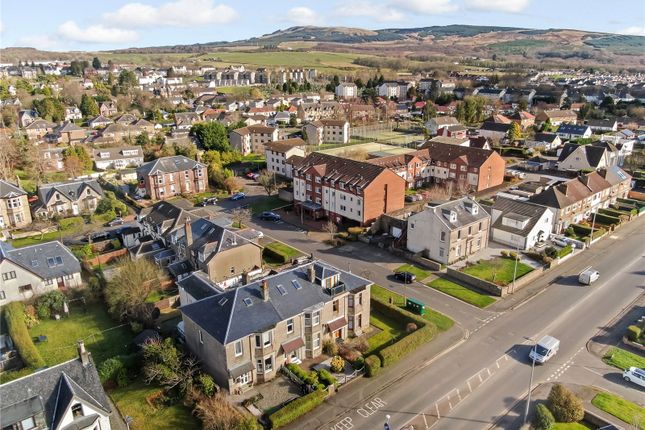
529,335,560,364
578,267,600,285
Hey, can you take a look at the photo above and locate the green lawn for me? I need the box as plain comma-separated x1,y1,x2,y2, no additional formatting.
250,195,287,215
28,304,133,367
11,231,63,248
109,377,201,430
427,278,496,308
367,310,406,355
241,153,266,163
552,423,593,430
371,285,454,332
603,347,645,370
395,264,430,281
461,257,534,286
591,392,645,430
262,241,303,266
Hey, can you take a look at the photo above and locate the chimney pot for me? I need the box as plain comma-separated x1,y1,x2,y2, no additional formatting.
262,280,270,301
77,340,90,366
308,265,316,283
185,219,193,248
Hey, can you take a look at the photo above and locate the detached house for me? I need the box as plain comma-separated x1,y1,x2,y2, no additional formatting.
99,101,117,117
292,153,406,225
407,197,490,265
425,116,459,135
536,109,577,126
265,138,306,179
24,119,55,141
0,180,32,229
34,179,104,218
0,241,82,306
557,143,615,172
93,146,144,170
556,124,592,140
229,125,279,155
180,261,371,392
303,119,350,145
136,155,207,200
489,197,554,250
0,342,113,430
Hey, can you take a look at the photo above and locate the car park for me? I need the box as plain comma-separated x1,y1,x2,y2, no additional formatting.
230,192,246,201
395,271,416,284
622,367,645,388
259,211,281,221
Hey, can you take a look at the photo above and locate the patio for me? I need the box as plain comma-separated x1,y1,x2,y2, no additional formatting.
232,374,302,416
450,240,543,270
312,357,362,386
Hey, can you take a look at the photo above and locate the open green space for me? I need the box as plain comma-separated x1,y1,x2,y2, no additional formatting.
367,310,406,355
552,423,593,430
109,377,201,430
461,257,533,286
395,264,430,281
602,347,645,370
591,391,645,430
29,303,133,367
371,285,453,332
250,195,287,215
427,277,496,308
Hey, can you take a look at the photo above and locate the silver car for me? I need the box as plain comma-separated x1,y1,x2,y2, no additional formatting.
623,367,645,388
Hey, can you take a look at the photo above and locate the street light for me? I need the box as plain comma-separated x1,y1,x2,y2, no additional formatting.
588,210,598,249
524,346,537,424
125,416,134,430
384,414,391,430
511,242,521,294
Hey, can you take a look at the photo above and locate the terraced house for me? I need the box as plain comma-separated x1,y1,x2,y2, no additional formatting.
34,179,104,218
0,180,32,229
180,261,371,392
136,155,208,200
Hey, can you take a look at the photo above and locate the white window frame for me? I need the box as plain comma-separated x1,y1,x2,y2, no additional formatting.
234,340,243,357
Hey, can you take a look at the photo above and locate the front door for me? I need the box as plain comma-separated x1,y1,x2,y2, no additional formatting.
334,329,342,339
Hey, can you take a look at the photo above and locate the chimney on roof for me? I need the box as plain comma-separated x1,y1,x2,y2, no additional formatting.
308,264,316,283
262,280,270,302
185,219,193,248
77,340,90,367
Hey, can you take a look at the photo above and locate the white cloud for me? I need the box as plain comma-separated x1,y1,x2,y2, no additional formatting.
618,26,645,36
286,7,319,26
337,0,404,22
466,0,530,13
393,0,457,14
103,0,238,28
58,21,139,44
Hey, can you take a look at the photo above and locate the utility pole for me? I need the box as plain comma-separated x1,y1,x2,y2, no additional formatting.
511,242,520,294
524,348,537,424
588,210,597,248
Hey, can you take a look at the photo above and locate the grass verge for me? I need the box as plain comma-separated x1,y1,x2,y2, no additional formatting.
602,347,645,370
591,391,645,430
427,277,496,308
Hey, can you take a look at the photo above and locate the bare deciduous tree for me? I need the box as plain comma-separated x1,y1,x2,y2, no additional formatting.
258,170,277,196
231,206,251,229
191,391,257,430
323,219,338,242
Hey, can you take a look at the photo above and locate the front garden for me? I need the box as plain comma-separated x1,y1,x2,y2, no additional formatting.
591,391,645,430
460,257,533,286
263,241,303,266
395,263,430,281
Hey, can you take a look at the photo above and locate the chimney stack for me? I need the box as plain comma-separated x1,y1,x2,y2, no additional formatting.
77,340,90,366
308,264,316,283
185,218,193,248
262,280,270,302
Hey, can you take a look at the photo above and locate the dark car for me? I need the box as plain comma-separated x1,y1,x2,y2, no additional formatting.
259,211,281,221
230,192,246,201
405,195,416,203
395,271,416,284
106,217,124,227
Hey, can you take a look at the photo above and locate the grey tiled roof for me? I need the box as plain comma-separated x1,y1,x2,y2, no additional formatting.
1,241,81,280
557,124,590,135
181,261,371,344
177,271,221,301
557,143,606,167
0,356,111,429
430,197,490,230
136,155,205,176
37,179,104,205
491,197,551,236
183,218,255,263
0,180,26,198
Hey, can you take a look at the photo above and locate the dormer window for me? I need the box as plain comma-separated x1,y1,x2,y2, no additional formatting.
71,403,83,418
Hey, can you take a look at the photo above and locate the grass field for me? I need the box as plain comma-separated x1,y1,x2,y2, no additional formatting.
109,377,201,430
11,230,63,248
367,310,406,355
602,347,645,370
250,195,287,215
461,257,533,286
427,278,496,308
29,303,133,367
371,285,454,332
591,391,645,430
395,264,431,281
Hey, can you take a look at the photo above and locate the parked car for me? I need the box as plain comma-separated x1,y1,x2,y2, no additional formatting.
405,195,415,203
199,197,218,206
89,231,110,242
107,217,123,227
551,236,568,247
622,367,645,388
230,192,246,201
395,271,416,284
260,211,281,221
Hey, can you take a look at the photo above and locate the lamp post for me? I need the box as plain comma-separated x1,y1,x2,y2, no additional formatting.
511,242,521,294
588,210,597,248
125,416,134,430
384,414,391,430
524,347,537,424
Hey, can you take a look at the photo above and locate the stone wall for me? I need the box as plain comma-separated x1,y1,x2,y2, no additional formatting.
446,268,505,296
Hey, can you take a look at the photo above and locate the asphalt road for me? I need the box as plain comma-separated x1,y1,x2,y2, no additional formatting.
277,215,645,430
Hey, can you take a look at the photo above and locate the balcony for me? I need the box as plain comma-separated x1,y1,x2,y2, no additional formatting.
325,282,346,297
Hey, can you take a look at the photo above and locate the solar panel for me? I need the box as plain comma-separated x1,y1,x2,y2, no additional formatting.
292,279,302,290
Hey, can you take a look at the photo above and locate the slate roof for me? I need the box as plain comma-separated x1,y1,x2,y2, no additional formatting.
491,197,551,236
56,121,84,133
479,122,511,133
139,200,207,236
88,114,112,125
177,270,222,300
25,119,55,130
136,155,205,176
181,261,371,344
0,240,81,280
428,197,490,230
534,133,560,143
557,143,606,167
0,180,27,198
37,179,104,205
181,218,255,263
0,356,111,429
557,124,590,135
292,152,396,190
587,119,617,128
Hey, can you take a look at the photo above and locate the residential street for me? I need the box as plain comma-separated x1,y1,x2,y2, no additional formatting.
258,214,645,430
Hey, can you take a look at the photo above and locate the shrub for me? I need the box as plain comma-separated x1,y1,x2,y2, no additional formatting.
268,389,327,428
548,383,584,423
339,345,361,363
323,340,339,356
330,356,345,373
545,247,558,258
364,355,381,377
23,305,39,328
116,367,129,388
130,322,143,334
197,373,217,397
557,245,573,258
3,302,46,368
318,369,337,387
509,251,519,260
626,325,641,342
534,403,555,430
500,250,509,257
351,356,365,370
347,227,363,235
286,363,319,387
35,290,66,319
406,322,418,333
379,326,436,367
99,357,125,384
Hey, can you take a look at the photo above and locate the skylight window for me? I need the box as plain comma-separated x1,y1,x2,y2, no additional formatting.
243,298,253,307
218,297,228,306
292,279,302,290
31,260,39,267
277,285,287,296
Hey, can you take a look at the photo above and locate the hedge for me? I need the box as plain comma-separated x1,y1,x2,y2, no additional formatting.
594,213,620,226
626,325,641,342
317,369,337,387
285,363,320,387
371,298,427,329
3,302,46,368
263,246,289,264
571,224,592,235
379,325,437,367
269,389,327,428
599,208,627,218
365,355,381,377
556,244,573,258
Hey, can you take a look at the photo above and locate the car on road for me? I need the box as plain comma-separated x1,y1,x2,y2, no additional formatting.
199,197,218,206
529,335,559,364
394,271,416,284
259,211,281,221
230,192,246,201
106,217,124,227
622,367,645,388
578,267,599,285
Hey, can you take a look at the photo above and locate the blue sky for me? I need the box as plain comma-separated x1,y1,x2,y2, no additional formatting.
1,0,644,51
